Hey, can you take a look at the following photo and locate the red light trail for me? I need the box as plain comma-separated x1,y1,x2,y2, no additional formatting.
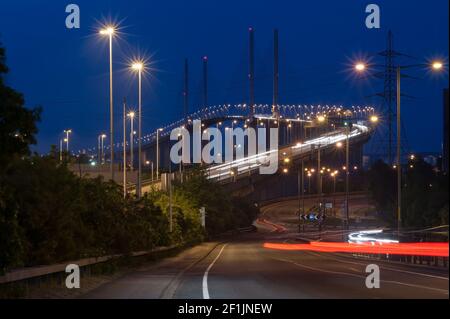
264,242,449,257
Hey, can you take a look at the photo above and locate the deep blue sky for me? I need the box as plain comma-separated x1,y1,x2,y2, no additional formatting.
0,0,448,154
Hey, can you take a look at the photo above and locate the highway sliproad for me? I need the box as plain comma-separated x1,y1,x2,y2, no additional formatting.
84,219,449,300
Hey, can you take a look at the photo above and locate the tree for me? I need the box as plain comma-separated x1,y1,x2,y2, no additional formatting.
0,44,41,167
0,44,40,273
368,158,449,228
367,160,396,224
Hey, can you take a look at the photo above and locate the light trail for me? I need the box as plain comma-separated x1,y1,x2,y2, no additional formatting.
263,242,449,257
348,229,399,244
207,124,371,181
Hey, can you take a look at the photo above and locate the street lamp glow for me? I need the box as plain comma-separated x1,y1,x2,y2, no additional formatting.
317,115,326,123
99,23,116,180
128,112,135,118
336,141,343,148
432,61,443,71
370,115,379,123
355,63,366,72
99,26,115,35
131,62,144,71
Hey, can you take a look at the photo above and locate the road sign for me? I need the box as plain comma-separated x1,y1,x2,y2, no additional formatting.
199,207,206,228
300,213,326,222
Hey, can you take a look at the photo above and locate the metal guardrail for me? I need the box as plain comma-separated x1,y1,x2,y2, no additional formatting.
348,252,449,268
0,245,178,285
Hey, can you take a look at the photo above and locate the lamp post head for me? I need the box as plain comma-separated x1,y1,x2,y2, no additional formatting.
99,26,115,36
131,62,144,71
355,62,366,72
317,115,326,123
432,61,444,71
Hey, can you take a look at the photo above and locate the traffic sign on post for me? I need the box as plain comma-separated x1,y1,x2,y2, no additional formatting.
199,207,206,228
299,212,326,222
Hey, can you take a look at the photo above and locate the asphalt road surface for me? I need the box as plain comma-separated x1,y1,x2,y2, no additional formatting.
84,212,448,299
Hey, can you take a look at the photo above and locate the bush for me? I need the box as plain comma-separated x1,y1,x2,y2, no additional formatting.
0,156,204,273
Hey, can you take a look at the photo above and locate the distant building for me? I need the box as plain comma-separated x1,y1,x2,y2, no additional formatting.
443,88,449,173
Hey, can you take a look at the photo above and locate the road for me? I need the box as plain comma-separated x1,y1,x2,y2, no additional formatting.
259,192,379,230
84,211,448,299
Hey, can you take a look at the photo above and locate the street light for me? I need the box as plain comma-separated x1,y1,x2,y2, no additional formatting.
123,100,127,198
63,129,72,153
355,63,366,72
156,128,163,180
330,171,339,216
354,59,445,235
99,25,116,181
131,61,144,198
317,115,326,123
432,61,444,71
59,139,63,162
98,134,107,164
370,115,379,124
127,112,135,170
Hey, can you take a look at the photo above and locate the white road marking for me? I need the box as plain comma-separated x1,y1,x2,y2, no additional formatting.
273,257,448,295
202,244,227,299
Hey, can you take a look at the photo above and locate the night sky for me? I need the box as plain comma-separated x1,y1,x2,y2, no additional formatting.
0,0,448,155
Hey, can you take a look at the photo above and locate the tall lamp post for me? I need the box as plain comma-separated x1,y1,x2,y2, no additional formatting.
59,139,63,162
128,112,135,170
131,62,144,198
98,134,107,164
123,99,127,198
99,26,116,181
63,129,72,153
355,60,443,234
297,159,305,233
156,128,163,180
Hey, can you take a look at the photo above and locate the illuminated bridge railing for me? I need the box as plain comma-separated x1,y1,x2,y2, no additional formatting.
80,104,375,156
206,123,372,182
